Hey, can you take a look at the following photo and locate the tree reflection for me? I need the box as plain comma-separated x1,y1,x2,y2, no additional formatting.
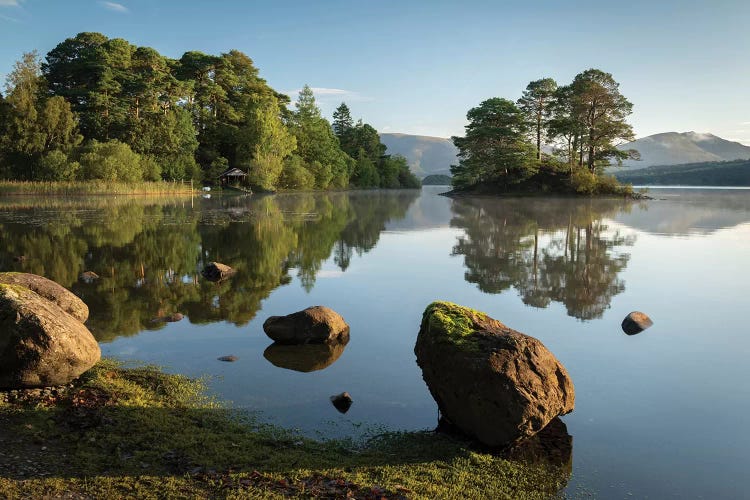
450,197,636,320
0,191,417,341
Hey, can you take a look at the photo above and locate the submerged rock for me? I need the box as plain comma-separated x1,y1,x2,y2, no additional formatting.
330,392,353,414
0,284,100,388
263,306,349,344
263,340,348,372
202,262,235,282
79,271,99,283
415,301,575,448
0,272,89,322
217,355,238,362
165,313,184,323
622,311,653,335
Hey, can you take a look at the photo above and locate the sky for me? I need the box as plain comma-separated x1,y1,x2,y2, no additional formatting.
1,0,749,144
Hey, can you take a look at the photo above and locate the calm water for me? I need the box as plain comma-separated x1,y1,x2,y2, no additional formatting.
1,186,749,498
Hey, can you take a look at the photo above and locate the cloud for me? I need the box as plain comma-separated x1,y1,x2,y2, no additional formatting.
0,0,21,6
741,122,750,126
100,1,128,13
309,87,349,96
0,12,19,21
283,87,371,102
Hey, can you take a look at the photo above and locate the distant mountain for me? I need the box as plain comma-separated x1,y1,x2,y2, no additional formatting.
615,132,750,171
421,174,452,185
381,131,750,181
614,159,750,186
380,133,458,178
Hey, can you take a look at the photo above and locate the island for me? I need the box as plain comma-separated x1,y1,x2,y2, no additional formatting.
448,70,637,196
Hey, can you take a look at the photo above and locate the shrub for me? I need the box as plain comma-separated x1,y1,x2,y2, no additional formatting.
79,140,144,182
278,155,315,190
37,150,80,181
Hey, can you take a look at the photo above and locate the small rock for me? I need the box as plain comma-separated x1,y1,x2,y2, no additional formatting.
330,392,353,414
79,271,99,283
622,311,653,335
165,313,184,322
263,306,349,344
217,355,238,362
202,262,235,282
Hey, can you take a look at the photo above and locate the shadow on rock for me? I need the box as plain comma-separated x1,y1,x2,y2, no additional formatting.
263,339,349,372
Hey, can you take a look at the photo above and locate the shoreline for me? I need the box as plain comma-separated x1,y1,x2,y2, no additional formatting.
0,360,570,499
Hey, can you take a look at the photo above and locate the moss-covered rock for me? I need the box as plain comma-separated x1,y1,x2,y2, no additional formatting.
0,284,100,388
415,301,575,448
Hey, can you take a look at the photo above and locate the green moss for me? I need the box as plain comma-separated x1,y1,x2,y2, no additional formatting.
0,282,31,299
423,301,488,350
0,359,568,499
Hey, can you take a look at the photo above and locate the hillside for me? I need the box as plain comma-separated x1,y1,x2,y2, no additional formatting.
614,132,750,171
379,133,458,177
614,159,750,186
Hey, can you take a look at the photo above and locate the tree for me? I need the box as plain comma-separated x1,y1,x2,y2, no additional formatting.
517,78,557,161
238,95,296,190
546,84,583,171
451,98,536,190
332,102,353,137
1,52,82,179
2,51,45,175
289,86,351,189
567,69,636,172
352,148,379,188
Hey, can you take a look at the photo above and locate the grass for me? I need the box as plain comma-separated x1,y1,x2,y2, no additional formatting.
0,180,197,196
0,360,571,499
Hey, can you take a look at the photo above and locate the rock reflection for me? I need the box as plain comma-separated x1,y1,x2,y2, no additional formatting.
504,417,573,472
450,197,636,320
263,340,349,372
436,415,572,480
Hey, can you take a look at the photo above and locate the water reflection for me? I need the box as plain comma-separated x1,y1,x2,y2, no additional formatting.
263,341,349,372
0,191,418,341
614,188,750,236
505,417,573,474
450,197,636,320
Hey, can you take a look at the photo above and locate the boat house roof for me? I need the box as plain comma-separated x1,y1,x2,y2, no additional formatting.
217,167,247,178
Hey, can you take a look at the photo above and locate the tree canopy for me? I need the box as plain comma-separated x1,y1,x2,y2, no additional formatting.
0,33,420,191
451,69,637,195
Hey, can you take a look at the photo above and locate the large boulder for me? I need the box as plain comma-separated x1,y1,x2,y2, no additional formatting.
202,262,235,282
0,272,89,323
263,306,349,344
415,301,574,448
0,284,100,388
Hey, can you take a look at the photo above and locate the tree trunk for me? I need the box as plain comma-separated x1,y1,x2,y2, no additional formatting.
536,111,542,161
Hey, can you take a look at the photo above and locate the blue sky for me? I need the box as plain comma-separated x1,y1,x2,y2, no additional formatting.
1,0,749,143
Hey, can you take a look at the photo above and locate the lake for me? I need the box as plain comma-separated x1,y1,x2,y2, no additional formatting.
1,186,748,498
